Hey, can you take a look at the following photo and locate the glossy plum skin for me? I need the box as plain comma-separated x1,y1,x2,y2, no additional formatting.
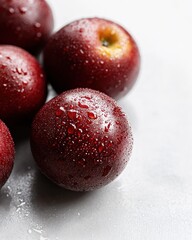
43,18,140,99
0,120,14,188
0,0,54,54
0,45,47,124
30,88,133,191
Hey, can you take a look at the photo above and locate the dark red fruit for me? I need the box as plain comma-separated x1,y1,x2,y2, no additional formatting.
30,88,133,191
43,17,140,99
0,120,14,188
0,45,47,124
0,0,54,54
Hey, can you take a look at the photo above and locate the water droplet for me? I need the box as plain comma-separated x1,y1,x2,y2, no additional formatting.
34,22,41,28
18,201,26,207
55,106,65,117
98,144,104,153
94,159,103,165
22,80,28,85
80,49,84,54
78,102,89,109
1,63,6,69
36,32,42,38
3,83,7,87
104,122,111,132
87,112,97,119
77,128,83,137
81,95,92,100
67,109,78,120
108,140,113,147
100,60,104,64
17,189,22,195
19,7,27,14
116,121,120,125
68,123,76,134
16,67,22,74
102,165,112,176
105,69,109,72
8,7,15,14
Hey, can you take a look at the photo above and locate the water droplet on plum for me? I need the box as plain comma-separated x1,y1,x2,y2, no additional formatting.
16,67,22,74
98,144,104,153
67,109,78,120
68,123,76,134
87,111,97,119
55,106,65,117
34,22,41,28
104,122,111,132
19,7,27,14
36,32,42,38
8,7,15,14
78,101,89,109
80,49,84,54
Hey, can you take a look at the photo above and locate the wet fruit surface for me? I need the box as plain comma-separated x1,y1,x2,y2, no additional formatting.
30,88,133,191
43,18,140,99
0,0,54,54
0,45,47,124
0,120,15,188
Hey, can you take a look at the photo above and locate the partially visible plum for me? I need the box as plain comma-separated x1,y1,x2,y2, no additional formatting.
0,120,14,188
30,88,133,191
0,0,54,54
0,45,47,124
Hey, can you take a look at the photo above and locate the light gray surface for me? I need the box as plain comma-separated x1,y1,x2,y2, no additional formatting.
1,0,192,239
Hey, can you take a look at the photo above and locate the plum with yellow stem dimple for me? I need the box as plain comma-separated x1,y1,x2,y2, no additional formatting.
43,17,140,99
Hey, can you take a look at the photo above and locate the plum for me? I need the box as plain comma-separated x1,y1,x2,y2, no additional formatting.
0,0,54,54
0,120,14,188
30,88,133,191
0,45,47,124
43,18,140,99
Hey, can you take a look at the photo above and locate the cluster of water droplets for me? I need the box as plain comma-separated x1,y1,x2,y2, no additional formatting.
52,92,131,183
